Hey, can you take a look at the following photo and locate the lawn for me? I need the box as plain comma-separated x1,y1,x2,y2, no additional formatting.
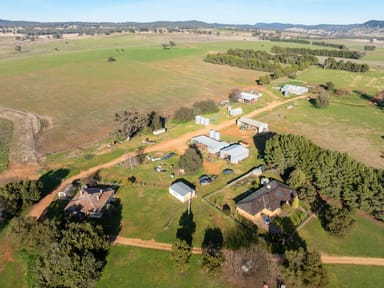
299,215,384,258
97,245,230,288
325,264,384,288
0,118,13,172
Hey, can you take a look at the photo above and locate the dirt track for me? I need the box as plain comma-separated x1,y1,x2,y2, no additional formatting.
113,236,384,266
320,255,384,266
28,95,306,219
113,236,202,254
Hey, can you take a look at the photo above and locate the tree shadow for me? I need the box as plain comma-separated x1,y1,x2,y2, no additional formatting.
38,168,70,197
92,197,123,236
176,209,196,246
225,218,258,250
252,131,276,157
263,217,306,254
202,227,224,252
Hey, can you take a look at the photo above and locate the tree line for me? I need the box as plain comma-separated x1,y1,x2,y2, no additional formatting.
270,38,311,45
204,48,318,80
264,134,384,222
323,57,369,72
271,46,365,59
311,41,346,49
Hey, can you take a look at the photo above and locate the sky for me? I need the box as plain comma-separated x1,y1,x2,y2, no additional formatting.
0,0,382,25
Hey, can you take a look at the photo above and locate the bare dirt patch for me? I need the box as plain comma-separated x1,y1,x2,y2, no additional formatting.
203,161,221,175
0,106,41,167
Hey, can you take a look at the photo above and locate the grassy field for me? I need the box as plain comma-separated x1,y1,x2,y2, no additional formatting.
325,264,384,288
299,215,384,258
1,34,382,156
0,118,13,172
258,92,384,169
0,34,276,154
97,245,229,288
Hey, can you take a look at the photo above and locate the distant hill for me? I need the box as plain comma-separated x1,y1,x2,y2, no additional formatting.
0,18,383,34
253,22,359,31
360,20,384,28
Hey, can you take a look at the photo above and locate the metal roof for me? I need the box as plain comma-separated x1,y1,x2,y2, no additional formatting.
191,135,229,151
237,117,267,128
220,144,249,155
170,182,194,196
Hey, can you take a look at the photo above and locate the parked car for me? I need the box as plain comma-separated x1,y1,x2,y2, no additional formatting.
222,168,234,175
162,152,176,160
262,215,271,225
199,175,212,185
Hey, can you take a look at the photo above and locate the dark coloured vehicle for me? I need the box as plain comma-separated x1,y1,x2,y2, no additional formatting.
222,168,234,175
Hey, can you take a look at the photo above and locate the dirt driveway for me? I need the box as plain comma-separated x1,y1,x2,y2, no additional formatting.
28,95,306,219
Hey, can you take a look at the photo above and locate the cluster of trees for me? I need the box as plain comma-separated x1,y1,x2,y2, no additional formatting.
0,180,41,229
9,217,109,288
264,134,384,221
364,45,376,51
315,91,330,108
284,248,328,287
173,99,218,123
113,109,164,141
271,46,365,59
178,145,203,174
205,48,318,80
311,41,346,49
323,57,369,72
161,41,176,49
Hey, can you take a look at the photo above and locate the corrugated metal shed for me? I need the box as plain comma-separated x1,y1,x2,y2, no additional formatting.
191,135,229,154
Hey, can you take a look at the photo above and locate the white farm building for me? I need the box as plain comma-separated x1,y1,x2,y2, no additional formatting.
280,84,308,96
220,144,250,164
169,181,196,203
191,135,229,154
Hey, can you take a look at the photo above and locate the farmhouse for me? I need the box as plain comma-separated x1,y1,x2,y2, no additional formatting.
220,144,250,164
64,186,115,218
236,180,297,223
237,117,268,133
169,181,196,203
239,91,263,103
191,135,229,154
280,84,308,96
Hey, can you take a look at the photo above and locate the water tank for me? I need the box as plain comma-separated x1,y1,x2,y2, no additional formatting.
195,115,201,124
203,118,210,126
209,129,215,138
214,131,220,141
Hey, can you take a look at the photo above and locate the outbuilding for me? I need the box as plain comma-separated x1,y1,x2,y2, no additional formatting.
237,117,268,133
220,144,250,164
169,181,196,203
239,92,263,103
191,135,229,154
